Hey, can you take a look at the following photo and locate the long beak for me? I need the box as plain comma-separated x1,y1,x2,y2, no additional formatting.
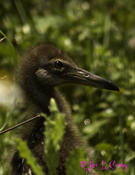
65,68,119,91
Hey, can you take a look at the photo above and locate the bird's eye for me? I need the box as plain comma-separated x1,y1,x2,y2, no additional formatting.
54,61,63,69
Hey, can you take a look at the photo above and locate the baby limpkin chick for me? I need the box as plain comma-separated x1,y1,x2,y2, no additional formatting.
10,44,119,175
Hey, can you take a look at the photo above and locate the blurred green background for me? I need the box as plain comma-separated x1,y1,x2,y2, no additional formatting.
0,0,135,174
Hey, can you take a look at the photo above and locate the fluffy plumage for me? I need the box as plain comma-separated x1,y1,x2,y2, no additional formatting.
10,44,119,175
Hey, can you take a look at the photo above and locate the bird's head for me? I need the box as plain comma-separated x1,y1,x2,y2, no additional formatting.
18,44,119,92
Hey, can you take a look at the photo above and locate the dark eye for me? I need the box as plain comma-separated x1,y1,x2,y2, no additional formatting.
54,61,63,69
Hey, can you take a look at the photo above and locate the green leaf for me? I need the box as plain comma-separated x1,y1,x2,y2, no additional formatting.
43,98,65,175
95,143,115,152
0,30,17,68
16,138,44,175
66,147,86,175
83,119,107,138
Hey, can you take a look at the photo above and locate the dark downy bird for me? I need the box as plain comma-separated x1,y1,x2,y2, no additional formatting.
10,44,119,175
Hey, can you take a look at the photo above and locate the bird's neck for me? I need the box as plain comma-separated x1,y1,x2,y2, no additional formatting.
53,89,71,118
39,87,71,119
23,81,71,118
22,86,73,150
